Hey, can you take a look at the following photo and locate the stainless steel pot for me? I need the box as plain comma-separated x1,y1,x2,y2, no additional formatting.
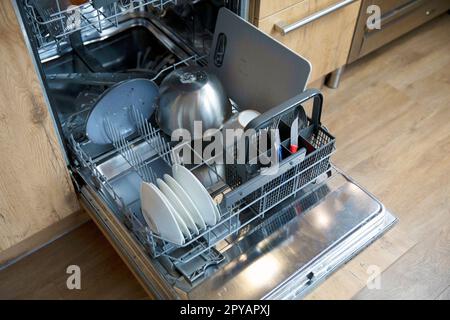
157,66,232,136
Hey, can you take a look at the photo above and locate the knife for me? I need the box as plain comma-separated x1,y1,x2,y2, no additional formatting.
274,129,283,161
290,116,299,153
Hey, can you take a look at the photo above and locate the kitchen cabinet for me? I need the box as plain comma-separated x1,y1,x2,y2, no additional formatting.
251,0,362,83
0,0,80,264
348,0,450,63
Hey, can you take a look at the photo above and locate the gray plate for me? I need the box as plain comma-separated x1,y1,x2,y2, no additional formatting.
86,78,158,145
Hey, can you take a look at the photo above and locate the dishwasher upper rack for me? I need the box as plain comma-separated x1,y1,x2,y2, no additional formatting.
22,0,176,50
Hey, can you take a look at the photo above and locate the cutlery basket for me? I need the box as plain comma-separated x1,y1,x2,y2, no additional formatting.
224,89,335,214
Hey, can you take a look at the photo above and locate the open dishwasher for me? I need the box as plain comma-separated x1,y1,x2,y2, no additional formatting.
12,0,397,299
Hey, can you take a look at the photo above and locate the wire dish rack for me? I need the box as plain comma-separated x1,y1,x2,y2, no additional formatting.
23,0,176,50
71,88,335,282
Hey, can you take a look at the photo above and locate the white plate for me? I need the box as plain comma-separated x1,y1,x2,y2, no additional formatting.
164,174,207,230
172,165,220,226
157,178,199,236
167,201,191,241
140,182,185,245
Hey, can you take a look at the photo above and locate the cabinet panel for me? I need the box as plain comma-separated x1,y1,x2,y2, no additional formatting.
251,0,305,20
0,1,79,252
256,0,361,82
349,0,450,63
371,0,416,14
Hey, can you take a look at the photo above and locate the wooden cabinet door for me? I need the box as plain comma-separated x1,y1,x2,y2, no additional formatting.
251,0,305,20
349,0,450,63
254,0,362,82
0,1,79,256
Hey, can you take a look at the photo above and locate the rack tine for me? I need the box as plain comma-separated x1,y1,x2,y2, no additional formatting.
163,141,171,164
105,115,154,182
126,137,137,165
146,120,156,143
155,135,165,158
132,105,144,137
142,165,151,182
146,165,157,184
164,141,171,163
131,105,175,167
104,117,115,145
170,149,177,165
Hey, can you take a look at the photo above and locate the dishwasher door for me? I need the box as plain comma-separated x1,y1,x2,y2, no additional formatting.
79,165,396,300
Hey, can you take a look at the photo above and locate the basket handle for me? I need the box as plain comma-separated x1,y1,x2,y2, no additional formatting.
245,88,323,133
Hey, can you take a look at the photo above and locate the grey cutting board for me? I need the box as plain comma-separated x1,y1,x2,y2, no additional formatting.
208,8,311,113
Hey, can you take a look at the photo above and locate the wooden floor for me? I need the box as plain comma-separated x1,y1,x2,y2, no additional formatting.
317,13,450,300
0,222,147,299
1,14,449,300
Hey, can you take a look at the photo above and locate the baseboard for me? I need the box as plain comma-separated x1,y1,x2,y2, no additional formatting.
0,210,91,269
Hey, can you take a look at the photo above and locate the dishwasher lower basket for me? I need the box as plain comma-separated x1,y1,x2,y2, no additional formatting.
73,88,335,282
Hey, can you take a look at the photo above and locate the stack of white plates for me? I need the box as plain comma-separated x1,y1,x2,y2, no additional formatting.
140,164,221,245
